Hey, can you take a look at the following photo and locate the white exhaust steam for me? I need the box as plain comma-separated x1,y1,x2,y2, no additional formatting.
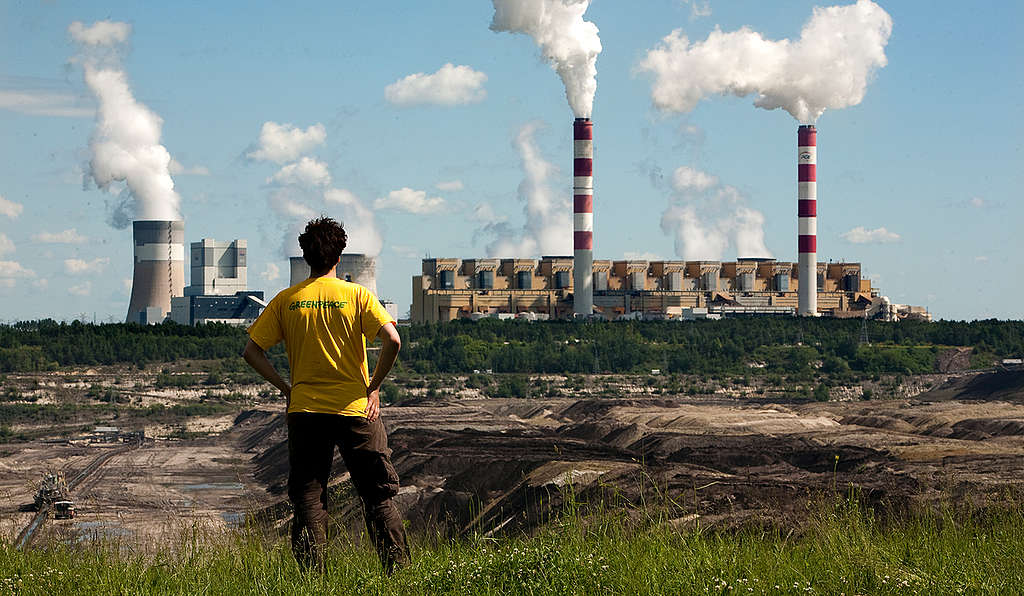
69,21,182,227
247,121,382,257
638,0,892,123
483,122,571,257
491,0,602,117
660,166,772,260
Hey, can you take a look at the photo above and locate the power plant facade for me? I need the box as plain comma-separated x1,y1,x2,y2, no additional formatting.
126,220,185,324
573,118,594,316
170,238,265,326
288,254,378,295
798,125,818,316
184,238,248,296
411,256,877,323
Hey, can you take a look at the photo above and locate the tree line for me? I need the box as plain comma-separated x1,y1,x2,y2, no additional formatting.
0,317,1020,375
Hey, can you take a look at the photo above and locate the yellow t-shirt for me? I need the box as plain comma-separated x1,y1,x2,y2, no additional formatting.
247,276,396,417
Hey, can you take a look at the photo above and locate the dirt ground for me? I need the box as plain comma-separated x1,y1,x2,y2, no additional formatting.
247,369,1024,536
0,425,277,549
3,368,1024,548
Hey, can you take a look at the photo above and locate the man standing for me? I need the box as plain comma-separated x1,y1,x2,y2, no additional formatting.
242,216,409,573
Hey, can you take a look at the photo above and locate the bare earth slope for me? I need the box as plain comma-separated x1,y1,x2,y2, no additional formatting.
244,370,1024,535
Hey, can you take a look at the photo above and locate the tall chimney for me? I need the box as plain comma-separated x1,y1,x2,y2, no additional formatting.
797,125,817,316
573,117,593,316
126,220,184,323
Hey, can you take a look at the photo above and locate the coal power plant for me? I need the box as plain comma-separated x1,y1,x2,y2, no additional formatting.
126,220,185,324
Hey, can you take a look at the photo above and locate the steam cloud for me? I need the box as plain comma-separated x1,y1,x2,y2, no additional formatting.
69,21,182,226
660,166,772,260
483,122,571,257
249,121,383,257
638,0,892,123
491,0,602,117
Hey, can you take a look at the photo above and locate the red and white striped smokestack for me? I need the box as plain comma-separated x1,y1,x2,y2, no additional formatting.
798,125,817,316
573,118,593,316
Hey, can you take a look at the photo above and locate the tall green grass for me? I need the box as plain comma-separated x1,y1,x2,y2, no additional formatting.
2,495,1022,595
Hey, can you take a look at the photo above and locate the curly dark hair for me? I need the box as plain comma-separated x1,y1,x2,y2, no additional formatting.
298,216,348,272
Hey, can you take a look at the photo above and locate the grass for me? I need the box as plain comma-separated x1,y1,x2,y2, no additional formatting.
2,493,1023,595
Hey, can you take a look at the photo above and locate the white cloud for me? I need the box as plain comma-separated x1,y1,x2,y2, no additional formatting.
0,195,24,219
168,158,210,176
64,257,110,275
969,197,985,208
385,63,487,107
0,261,35,279
974,256,989,263
0,90,94,118
0,234,13,256
267,157,332,188
121,278,133,293
68,21,131,46
841,226,901,244
68,281,92,296
671,166,718,192
32,229,88,244
260,262,281,282
436,179,464,192
246,122,326,164
374,187,446,214
31,278,48,290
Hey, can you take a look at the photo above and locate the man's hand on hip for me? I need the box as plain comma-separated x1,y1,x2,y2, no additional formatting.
365,389,381,422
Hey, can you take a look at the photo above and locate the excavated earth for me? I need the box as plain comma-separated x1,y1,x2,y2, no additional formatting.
4,369,1024,547
246,369,1024,536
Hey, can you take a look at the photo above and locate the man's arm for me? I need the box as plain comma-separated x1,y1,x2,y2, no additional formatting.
242,339,291,407
365,322,401,422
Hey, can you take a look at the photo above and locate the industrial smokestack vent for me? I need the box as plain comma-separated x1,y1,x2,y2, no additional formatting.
797,125,817,316
573,118,594,316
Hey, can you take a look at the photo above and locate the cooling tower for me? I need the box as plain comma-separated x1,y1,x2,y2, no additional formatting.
797,125,817,316
339,253,377,296
126,220,184,323
289,256,310,287
573,118,593,316
288,254,378,295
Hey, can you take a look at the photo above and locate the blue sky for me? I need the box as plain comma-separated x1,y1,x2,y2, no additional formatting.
0,0,1020,322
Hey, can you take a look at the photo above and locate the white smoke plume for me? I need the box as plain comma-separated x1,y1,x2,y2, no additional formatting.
69,21,182,226
491,0,602,117
660,165,772,260
324,188,383,256
638,0,892,123
484,122,571,257
248,121,382,257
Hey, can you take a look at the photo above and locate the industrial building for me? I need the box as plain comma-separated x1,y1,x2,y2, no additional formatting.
170,238,265,326
411,256,879,322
